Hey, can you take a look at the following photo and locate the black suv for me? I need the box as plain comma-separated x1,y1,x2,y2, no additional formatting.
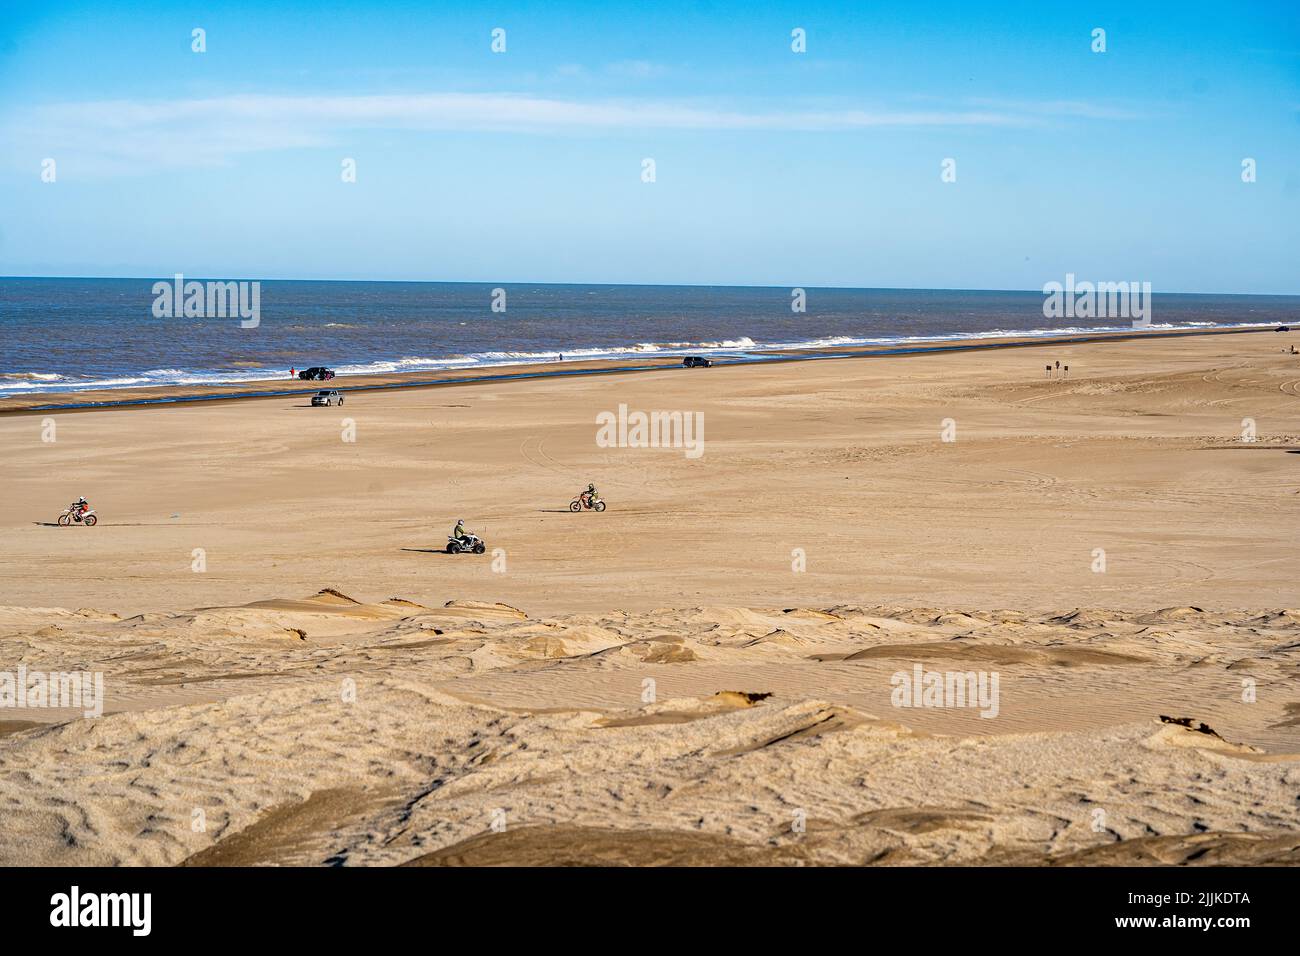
682,356,713,368
298,367,336,381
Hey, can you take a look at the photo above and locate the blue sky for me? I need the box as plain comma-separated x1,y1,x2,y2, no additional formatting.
1,0,1297,291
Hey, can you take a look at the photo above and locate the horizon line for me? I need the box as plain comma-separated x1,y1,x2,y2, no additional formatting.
3,274,1300,298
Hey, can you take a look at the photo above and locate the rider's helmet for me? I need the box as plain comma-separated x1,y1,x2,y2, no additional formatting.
587,483,595,491
77,496,87,504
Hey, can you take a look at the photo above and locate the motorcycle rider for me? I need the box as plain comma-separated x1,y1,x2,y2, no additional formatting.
582,483,600,507
72,496,90,518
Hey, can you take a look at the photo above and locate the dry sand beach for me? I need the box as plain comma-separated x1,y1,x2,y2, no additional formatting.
1,329,1298,866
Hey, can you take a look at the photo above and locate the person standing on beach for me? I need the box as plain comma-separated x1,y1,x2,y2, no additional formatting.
290,367,296,378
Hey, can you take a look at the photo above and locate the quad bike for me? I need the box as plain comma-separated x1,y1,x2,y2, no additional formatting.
569,493,606,512
57,507,98,526
446,533,486,554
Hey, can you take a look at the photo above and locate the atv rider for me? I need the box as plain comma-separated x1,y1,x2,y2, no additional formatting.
582,483,600,508
452,518,473,546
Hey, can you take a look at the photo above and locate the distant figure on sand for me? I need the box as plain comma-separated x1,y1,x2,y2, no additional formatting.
1045,364,1052,378
1063,365,1069,378
290,367,296,377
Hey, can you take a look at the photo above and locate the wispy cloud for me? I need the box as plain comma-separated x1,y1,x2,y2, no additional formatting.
966,97,1146,121
6,92,1136,173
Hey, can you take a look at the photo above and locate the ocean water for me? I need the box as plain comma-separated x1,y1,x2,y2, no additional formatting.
1,278,1297,397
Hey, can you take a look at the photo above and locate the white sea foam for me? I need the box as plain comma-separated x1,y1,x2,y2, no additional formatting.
0,321,1270,399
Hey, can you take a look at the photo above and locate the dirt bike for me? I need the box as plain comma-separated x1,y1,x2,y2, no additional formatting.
446,533,486,554
569,493,606,512
57,507,98,526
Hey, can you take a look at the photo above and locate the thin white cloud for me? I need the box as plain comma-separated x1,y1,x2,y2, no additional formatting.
5,92,1134,173
966,96,1145,121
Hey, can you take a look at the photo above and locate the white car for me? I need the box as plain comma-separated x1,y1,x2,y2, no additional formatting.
311,389,344,406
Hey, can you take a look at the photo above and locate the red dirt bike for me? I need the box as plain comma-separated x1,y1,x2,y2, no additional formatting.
569,492,606,513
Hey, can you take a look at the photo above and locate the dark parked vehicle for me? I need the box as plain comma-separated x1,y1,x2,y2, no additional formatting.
311,389,344,406
298,367,336,381
1276,326,1291,332
683,356,713,368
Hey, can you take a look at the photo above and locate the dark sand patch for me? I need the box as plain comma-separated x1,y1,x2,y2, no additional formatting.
1040,831,1300,866
854,806,994,834
401,825,809,866
180,787,397,867
714,706,866,756
829,643,1147,667
0,720,48,739
598,690,771,728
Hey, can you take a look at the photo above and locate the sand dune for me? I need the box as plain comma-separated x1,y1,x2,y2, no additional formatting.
0,591,1297,866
